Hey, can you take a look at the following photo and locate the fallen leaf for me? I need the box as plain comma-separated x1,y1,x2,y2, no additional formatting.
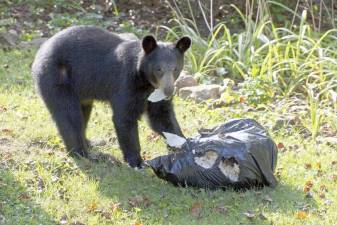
297,210,307,220
135,222,141,225
18,192,30,200
99,211,111,220
87,202,97,212
128,195,151,208
243,211,255,220
277,142,285,150
0,106,7,113
319,185,328,192
303,180,313,193
190,202,202,218
1,128,14,137
239,96,246,103
304,163,312,169
109,202,121,212
147,132,160,142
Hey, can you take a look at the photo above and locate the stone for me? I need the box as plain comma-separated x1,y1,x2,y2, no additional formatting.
175,74,198,90
118,33,138,41
0,32,19,47
179,84,221,102
19,38,48,48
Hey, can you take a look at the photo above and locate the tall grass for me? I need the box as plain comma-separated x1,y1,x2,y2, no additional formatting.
162,0,337,139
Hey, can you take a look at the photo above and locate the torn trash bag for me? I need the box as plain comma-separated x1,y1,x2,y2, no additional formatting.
147,118,278,189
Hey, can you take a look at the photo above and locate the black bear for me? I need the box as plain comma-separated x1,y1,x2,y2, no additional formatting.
31,25,191,168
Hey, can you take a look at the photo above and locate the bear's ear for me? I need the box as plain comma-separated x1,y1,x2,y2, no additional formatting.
176,36,191,53
142,35,157,54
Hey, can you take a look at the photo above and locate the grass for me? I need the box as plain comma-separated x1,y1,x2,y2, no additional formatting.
0,48,337,225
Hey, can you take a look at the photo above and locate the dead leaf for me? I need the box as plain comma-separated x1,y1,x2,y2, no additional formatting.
134,223,141,225
239,96,246,103
1,128,14,137
18,192,30,200
277,142,285,150
190,202,202,218
319,185,328,192
319,193,325,199
297,210,308,220
304,163,312,169
109,202,121,212
0,106,7,113
243,211,255,220
303,180,313,193
87,202,97,212
99,210,112,220
128,195,151,208
147,132,160,142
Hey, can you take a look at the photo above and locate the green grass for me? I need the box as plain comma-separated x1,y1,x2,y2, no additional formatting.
1,49,337,225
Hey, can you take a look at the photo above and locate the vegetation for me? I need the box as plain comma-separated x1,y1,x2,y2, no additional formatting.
1,0,337,224
162,0,337,139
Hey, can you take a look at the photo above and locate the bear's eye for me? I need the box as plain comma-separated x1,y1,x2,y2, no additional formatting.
157,68,162,72
174,68,178,72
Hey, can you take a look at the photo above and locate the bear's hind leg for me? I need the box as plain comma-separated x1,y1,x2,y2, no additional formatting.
42,86,89,157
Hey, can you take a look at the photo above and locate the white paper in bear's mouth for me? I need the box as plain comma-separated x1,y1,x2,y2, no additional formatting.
162,132,187,148
147,89,168,102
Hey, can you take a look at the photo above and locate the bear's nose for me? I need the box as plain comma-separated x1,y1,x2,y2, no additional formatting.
163,85,175,97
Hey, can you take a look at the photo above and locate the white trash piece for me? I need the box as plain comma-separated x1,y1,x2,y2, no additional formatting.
147,89,167,102
162,132,186,148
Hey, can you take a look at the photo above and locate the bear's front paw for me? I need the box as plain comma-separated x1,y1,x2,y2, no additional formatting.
125,155,144,169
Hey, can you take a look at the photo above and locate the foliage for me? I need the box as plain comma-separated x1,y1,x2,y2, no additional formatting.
162,0,337,139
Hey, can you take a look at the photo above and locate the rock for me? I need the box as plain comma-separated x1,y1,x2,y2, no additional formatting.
19,38,48,48
175,74,198,90
179,87,194,100
0,32,19,47
119,33,138,41
179,84,221,102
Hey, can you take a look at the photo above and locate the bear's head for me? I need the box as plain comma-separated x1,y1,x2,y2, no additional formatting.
139,35,191,97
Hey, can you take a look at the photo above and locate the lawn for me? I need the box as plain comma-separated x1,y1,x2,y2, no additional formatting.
0,49,336,225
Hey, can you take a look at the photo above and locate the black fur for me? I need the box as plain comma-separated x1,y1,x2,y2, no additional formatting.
32,26,190,167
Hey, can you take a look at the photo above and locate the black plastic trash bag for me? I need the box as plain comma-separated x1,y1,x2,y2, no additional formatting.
147,118,278,190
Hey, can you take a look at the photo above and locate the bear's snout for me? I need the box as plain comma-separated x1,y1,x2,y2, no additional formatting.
159,73,175,97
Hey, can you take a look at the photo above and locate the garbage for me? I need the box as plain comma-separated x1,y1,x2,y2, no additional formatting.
147,118,278,190
147,89,168,102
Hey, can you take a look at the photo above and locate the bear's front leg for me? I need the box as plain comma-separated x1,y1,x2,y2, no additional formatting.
113,114,143,168
146,100,184,137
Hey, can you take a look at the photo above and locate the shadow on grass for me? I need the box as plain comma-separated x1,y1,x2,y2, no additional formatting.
73,152,317,224
0,168,55,225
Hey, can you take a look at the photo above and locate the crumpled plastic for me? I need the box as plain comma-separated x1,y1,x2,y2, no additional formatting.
147,118,278,190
